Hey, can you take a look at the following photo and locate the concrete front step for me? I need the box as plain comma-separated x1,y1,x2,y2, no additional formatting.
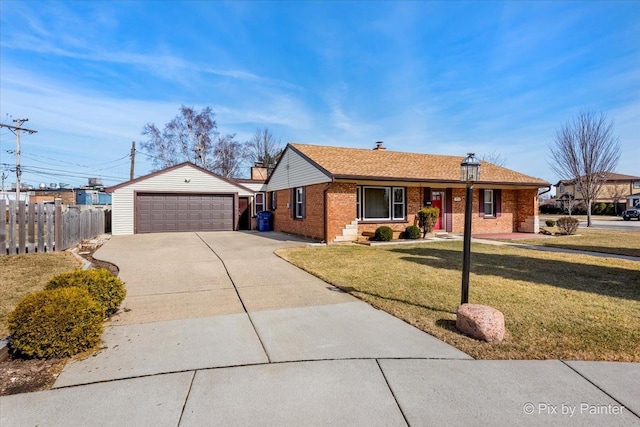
342,229,358,236
334,236,357,242
335,220,359,242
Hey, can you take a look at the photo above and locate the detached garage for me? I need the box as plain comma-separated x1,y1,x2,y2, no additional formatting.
107,162,257,235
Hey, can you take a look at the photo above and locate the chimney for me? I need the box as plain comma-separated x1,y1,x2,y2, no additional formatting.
373,141,386,150
251,162,268,180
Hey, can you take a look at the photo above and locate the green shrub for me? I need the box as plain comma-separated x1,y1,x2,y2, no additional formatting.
556,217,580,235
545,219,556,227
417,207,440,237
591,202,605,215
7,287,104,359
46,269,126,317
604,203,615,216
373,226,394,241
404,225,421,239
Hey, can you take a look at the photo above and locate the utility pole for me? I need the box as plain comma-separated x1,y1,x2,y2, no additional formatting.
129,140,136,181
0,119,37,202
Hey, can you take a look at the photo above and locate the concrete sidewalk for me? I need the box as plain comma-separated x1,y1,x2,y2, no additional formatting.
472,236,640,262
1,231,638,426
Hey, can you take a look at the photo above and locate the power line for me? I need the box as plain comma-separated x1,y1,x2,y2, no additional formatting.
20,165,129,181
136,148,165,162
2,163,129,181
17,152,130,172
7,150,130,169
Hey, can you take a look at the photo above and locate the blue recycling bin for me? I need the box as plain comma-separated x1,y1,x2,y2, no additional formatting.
257,211,273,232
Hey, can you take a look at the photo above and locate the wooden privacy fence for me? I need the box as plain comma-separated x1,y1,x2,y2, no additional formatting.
1,199,110,256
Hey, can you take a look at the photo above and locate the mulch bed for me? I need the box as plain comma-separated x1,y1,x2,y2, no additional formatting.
0,358,66,395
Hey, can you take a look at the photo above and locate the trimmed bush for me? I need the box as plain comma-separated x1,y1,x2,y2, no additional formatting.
556,217,580,235
417,207,440,237
46,269,126,317
373,226,393,242
404,225,421,239
7,287,104,359
545,219,556,227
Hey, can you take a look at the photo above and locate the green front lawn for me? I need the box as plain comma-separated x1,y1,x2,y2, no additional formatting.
516,228,640,258
277,241,640,361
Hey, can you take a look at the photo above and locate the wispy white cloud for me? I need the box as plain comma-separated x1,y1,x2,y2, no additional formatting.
1,1,638,187
1,3,297,91
0,64,315,183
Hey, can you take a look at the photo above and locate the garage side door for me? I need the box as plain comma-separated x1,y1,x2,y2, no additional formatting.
136,193,234,233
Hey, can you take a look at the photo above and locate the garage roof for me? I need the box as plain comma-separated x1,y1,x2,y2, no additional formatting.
106,162,256,193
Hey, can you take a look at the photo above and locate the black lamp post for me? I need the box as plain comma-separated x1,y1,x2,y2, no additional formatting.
460,153,480,305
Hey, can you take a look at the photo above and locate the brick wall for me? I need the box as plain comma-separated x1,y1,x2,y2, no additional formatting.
30,190,76,205
449,187,538,234
326,182,357,242
272,184,326,241
514,188,539,233
272,183,540,241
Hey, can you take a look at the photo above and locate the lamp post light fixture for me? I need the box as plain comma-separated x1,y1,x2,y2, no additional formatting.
460,153,480,305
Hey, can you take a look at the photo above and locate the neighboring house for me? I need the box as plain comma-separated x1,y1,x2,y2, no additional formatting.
76,189,112,206
76,178,112,206
29,188,75,205
555,173,640,213
107,162,259,235
626,193,640,209
264,142,550,243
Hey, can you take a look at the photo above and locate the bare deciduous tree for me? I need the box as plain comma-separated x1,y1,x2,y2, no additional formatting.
213,134,244,178
141,105,218,171
480,150,507,167
559,193,576,215
141,105,247,178
244,128,283,175
548,110,621,226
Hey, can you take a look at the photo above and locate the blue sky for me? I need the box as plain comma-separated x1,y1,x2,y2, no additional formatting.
1,1,638,189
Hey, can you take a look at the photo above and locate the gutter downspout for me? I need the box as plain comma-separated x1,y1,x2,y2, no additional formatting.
539,186,552,197
536,186,553,231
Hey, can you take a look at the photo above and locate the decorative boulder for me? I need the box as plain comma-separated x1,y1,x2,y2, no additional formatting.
456,304,505,343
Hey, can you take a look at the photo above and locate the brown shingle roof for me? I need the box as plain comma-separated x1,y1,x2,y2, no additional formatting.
555,172,640,186
289,143,549,186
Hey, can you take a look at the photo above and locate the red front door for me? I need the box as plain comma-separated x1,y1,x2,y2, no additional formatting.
432,192,443,230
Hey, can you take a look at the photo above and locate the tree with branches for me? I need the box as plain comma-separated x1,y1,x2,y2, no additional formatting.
244,128,283,175
480,150,507,167
141,105,217,170
548,110,621,227
141,105,245,178
213,133,244,178
609,183,627,215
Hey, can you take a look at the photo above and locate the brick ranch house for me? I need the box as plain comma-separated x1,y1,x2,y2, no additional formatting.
264,142,551,243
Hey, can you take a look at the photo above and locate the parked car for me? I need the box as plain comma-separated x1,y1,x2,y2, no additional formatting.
622,207,640,221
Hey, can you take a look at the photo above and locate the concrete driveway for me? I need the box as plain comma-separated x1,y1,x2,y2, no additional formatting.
1,231,638,426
